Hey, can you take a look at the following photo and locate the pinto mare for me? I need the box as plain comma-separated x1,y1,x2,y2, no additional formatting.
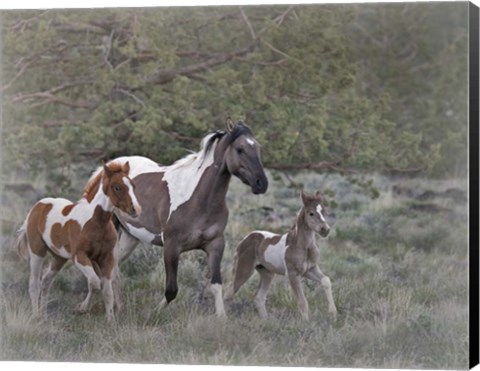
230,191,337,320
14,162,141,322
111,120,268,317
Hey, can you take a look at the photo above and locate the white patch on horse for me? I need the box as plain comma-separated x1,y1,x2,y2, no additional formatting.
246,137,255,147
122,177,141,214
316,204,326,222
41,198,76,248
55,246,71,259
125,223,157,243
90,181,113,212
42,179,118,252
108,156,163,179
257,231,277,239
162,133,218,220
210,283,226,317
263,234,288,274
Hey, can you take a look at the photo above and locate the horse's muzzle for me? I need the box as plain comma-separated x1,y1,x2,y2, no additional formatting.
128,205,142,218
252,177,268,194
319,225,330,238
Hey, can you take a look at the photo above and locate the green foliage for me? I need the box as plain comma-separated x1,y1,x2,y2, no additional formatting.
1,4,469,190
350,3,468,177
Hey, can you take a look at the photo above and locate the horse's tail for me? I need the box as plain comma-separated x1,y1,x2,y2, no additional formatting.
229,232,262,297
14,218,29,261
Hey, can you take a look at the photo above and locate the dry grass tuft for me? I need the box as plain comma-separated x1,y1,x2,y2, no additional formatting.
0,172,469,368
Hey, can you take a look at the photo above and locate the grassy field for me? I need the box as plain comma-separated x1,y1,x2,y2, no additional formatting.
0,171,469,368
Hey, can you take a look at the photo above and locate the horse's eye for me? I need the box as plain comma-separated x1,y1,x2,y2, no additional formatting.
113,185,122,192
309,212,315,217
236,148,244,155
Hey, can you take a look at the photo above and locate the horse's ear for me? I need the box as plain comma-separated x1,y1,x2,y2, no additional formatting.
122,161,130,175
315,190,321,198
301,190,310,205
103,161,113,178
225,116,235,133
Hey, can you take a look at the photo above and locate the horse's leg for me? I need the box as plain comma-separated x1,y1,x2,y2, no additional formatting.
254,266,274,319
98,253,115,322
117,227,140,264
159,244,180,311
28,251,45,316
112,229,138,313
204,236,226,317
26,228,48,316
73,251,101,313
40,255,67,314
305,265,337,319
227,234,258,299
288,272,309,320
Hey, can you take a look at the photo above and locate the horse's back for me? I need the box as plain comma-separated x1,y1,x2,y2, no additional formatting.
109,155,163,179
29,197,72,225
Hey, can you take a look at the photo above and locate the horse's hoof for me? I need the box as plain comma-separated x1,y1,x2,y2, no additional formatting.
75,304,89,314
158,298,168,311
216,310,227,319
329,308,338,321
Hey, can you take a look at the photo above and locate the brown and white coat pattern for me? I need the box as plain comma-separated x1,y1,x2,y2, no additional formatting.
15,162,141,322
231,191,337,320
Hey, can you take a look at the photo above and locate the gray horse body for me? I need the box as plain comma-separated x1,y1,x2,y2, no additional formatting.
111,122,268,316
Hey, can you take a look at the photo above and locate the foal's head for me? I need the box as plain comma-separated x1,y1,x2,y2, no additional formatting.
102,161,141,217
301,190,330,237
224,118,268,194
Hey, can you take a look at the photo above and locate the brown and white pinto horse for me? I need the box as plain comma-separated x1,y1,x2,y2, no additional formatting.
230,190,337,320
110,119,268,316
14,162,141,322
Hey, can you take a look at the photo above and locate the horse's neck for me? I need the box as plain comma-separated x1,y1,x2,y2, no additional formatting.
82,183,114,220
199,137,232,201
293,209,316,249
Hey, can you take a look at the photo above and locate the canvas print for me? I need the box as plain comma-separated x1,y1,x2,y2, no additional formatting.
0,1,475,369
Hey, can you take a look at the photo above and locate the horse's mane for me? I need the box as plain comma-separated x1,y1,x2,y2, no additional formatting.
167,121,253,172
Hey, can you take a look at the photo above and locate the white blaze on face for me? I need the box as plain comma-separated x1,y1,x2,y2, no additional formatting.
316,204,326,223
246,137,255,147
122,177,141,214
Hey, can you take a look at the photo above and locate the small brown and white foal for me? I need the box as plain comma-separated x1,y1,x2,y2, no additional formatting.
14,162,141,322
230,191,337,320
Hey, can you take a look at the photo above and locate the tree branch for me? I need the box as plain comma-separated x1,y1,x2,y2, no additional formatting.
274,5,296,27
240,9,257,40
11,79,96,108
261,40,300,62
13,92,92,109
52,21,108,35
267,161,358,174
150,37,260,85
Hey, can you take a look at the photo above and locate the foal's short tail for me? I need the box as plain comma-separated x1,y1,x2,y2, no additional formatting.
14,219,29,261
229,233,261,297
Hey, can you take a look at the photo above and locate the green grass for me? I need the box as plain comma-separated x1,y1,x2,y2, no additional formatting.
0,172,469,368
